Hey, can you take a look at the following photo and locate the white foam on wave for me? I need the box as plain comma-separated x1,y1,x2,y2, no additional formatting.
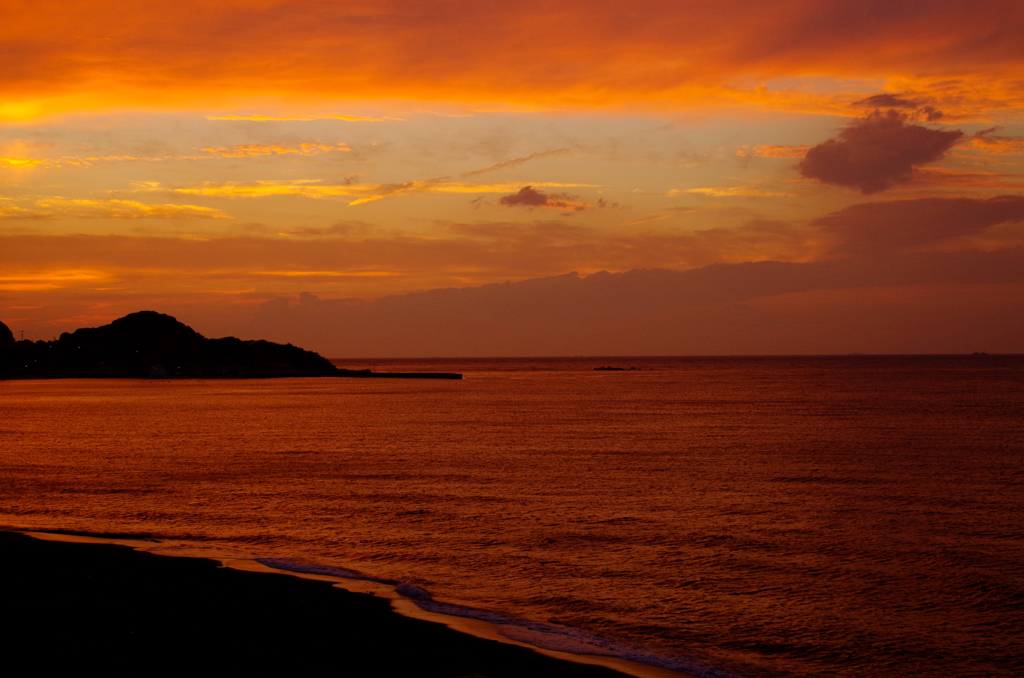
409,598,743,678
394,582,432,600
255,557,396,584
496,623,620,656
256,557,743,678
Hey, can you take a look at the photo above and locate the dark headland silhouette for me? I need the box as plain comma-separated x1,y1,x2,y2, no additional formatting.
0,312,460,380
0,319,13,345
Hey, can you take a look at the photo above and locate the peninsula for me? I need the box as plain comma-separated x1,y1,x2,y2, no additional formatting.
0,312,460,380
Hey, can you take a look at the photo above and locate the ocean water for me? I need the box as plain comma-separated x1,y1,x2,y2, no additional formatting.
1,356,1022,677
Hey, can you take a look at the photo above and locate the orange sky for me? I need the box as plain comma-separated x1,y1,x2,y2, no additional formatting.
2,0,1023,353
4,0,1024,116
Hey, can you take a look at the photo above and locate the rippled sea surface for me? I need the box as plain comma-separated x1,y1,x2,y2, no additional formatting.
2,356,1023,677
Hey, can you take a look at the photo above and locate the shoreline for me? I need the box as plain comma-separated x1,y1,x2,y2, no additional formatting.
2,530,691,678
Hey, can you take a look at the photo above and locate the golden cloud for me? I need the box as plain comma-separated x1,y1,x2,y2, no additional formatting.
737,145,811,159
201,143,350,157
0,155,173,170
345,181,600,206
253,270,399,278
673,187,796,198
167,183,367,199
1,144,348,170
205,115,401,122
29,199,232,219
0,202,49,219
0,269,107,291
0,157,43,168
156,180,598,205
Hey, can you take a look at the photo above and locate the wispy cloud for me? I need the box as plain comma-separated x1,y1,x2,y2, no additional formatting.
962,128,1024,155
671,187,796,198
252,270,399,278
146,180,597,206
0,202,49,219
736,145,811,159
0,269,107,291
617,207,704,228
146,182,364,200
0,155,168,169
853,92,944,121
201,143,350,158
205,115,402,122
350,181,599,206
0,157,43,168
0,217,815,300
901,168,1024,191
460,149,571,178
0,144,351,168
1,198,233,220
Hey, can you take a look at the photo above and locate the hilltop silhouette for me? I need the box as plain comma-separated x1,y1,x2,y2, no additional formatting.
0,311,344,379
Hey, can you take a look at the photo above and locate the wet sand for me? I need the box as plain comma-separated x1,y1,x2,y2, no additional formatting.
0,531,639,677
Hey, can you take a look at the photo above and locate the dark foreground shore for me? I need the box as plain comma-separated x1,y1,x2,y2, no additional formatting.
0,531,632,677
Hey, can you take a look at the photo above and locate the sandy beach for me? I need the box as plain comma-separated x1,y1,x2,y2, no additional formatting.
1,530,639,677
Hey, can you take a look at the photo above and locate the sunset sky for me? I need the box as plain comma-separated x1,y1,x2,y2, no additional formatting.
3,0,1023,354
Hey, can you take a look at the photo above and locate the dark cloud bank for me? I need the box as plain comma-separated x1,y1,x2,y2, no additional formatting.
246,195,1024,356
249,247,1024,357
816,195,1024,256
798,110,963,193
